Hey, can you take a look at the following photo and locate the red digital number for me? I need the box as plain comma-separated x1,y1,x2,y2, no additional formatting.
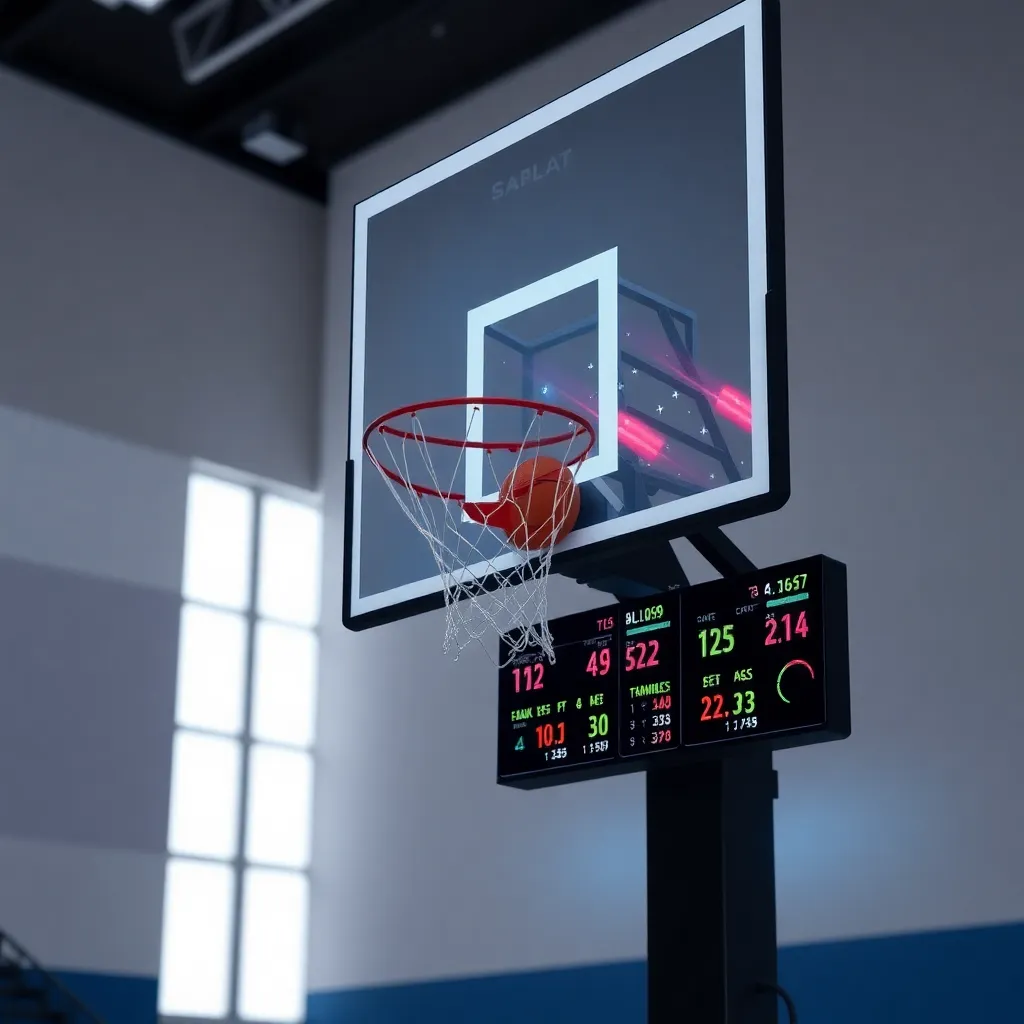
534,721,566,749
651,729,672,744
652,695,672,710
624,639,660,672
586,648,612,677
700,694,726,720
513,663,544,692
765,611,809,646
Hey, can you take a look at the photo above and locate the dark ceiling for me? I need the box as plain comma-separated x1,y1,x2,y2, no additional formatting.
0,0,652,202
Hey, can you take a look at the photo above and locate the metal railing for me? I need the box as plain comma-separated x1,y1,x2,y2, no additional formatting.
0,929,107,1024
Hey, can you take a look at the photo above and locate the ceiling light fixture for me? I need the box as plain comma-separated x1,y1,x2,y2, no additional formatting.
242,113,307,167
92,0,173,10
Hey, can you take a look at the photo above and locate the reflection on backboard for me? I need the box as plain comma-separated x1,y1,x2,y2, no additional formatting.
345,0,787,629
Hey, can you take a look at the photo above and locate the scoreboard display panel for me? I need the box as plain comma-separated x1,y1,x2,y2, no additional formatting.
497,555,849,788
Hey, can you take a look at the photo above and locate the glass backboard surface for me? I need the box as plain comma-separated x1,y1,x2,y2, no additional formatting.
346,0,787,628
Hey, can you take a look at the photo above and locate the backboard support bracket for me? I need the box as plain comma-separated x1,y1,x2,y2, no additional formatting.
688,526,758,577
557,526,756,600
556,540,689,599
561,533,780,1024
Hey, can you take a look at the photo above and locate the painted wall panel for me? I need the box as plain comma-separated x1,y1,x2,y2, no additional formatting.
0,836,164,976
0,555,178,853
0,404,188,592
0,66,324,489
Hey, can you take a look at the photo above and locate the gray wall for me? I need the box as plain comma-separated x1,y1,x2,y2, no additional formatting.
313,0,1024,992
0,554,178,853
0,65,325,980
0,65,324,490
0,403,188,977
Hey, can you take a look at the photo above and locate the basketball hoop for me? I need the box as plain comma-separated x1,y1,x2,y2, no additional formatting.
362,397,595,666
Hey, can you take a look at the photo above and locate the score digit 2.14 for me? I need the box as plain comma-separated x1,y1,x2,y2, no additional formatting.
497,555,850,787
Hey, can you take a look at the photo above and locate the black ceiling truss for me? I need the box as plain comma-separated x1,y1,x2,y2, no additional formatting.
0,0,651,201
172,0,342,86
0,0,64,58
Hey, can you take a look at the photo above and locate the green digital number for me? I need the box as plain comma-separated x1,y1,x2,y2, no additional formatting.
731,691,755,715
733,692,757,716
777,574,808,593
588,713,609,738
636,603,664,623
699,624,735,658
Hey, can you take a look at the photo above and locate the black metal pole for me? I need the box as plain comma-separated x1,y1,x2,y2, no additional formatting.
562,529,780,1024
646,754,779,1024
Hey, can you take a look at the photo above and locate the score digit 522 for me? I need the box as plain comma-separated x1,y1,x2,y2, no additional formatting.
497,555,850,788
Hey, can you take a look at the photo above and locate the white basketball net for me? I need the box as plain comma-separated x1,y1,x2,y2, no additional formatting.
365,404,590,667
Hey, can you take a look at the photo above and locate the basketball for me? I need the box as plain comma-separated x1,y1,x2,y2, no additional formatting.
498,455,580,550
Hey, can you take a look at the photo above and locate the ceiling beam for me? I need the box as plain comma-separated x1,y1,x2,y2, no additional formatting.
0,0,67,57
174,0,339,85
184,0,421,143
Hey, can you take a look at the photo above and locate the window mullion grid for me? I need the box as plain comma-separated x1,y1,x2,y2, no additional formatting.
226,488,264,1022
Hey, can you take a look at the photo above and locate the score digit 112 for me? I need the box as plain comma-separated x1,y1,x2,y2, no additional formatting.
512,663,544,691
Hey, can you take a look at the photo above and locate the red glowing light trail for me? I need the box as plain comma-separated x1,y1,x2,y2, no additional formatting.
618,412,664,460
715,386,752,430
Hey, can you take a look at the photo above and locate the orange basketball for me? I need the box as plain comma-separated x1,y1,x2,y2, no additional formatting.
498,455,580,550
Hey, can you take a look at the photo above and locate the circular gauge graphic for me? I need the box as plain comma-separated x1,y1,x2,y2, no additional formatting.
776,659,814,704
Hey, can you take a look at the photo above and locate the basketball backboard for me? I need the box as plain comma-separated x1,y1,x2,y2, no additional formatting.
344,0,787,630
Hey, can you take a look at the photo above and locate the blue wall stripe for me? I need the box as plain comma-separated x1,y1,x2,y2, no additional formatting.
307,921,1024,1023
779,922,1024,1023
52,970,157,1024
309,960,645,1024
26,921,1022,1023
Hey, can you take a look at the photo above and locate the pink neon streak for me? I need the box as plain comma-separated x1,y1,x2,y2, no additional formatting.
630,335,753,435
618,412,664,460
715,386,752,431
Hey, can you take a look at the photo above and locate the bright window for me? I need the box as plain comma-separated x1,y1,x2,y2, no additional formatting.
158,859,235,1018
167,731,242,860
182,475,254,610
251,621,319,748
245,745,314,870
175,604,248,735
237,868,310,1024
257,495,321,627
164,474,320,1022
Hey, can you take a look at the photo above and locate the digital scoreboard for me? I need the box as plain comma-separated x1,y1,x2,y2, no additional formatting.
497,556,850,788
